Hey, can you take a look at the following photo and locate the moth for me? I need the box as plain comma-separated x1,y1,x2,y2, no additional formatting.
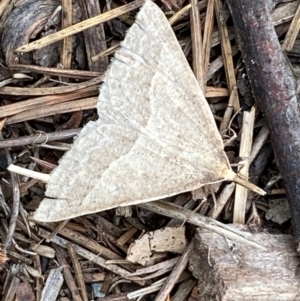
8,0,265,222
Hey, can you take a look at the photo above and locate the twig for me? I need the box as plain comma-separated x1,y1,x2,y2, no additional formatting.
61,0,73,75
9,64,101,79
208,182,235,219
0,85,98,119
0,128,81,148
92,44,120,61
54,245,83,301
4,150,20,252
78,0,108,72
154,240,194,301
36,221,122,260
171,278,197,301
34,255,43,301
233,105,256,224
40,267,64,301
227,0,300,241
139,201,267,250
46,219,70,242
249,125,270,164
0,75,102,96
5,97,97,125
67,244,89,301
219,85,238,135
39,228,145,286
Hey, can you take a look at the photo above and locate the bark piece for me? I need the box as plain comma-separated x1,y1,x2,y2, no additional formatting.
189,227,300,301
78,0,108,72
40,267,63,301
1,0,59,65
127,227,186,266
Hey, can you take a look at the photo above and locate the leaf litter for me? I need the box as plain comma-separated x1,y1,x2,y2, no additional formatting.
0,0,298,300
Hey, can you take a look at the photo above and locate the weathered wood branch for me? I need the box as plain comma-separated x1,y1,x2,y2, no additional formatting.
189,227,300,300
226,0,300,241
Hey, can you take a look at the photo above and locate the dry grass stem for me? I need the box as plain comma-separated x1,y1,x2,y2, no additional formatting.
190,0,204,89
9,64,101,79
272,1,300,26
0,75,103,96
38,228,145,285
214,0,239,111
202,0,215,78
61,0,73,78
250,125,270,164
139,201,266,250
67,244,89,301
219,85,237,135
208,182,235,219
116,227,138,246
0,0,10,17
5,97,97,125
205,86,228,97
92,44,120,61
282,3,300,50
233,106,256,224
55,245,84,301
0,86,98,119
8,165,51,182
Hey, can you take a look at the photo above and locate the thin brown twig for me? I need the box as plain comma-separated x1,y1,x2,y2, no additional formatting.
0,128,81,148
154,240,194,301
4,150,20,252
67,244,89,301
54,245,83,301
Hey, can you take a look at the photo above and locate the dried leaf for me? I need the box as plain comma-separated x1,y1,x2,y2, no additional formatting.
33,0,265,222
127,227,186,266
150,227,187,254
127,233,153,266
